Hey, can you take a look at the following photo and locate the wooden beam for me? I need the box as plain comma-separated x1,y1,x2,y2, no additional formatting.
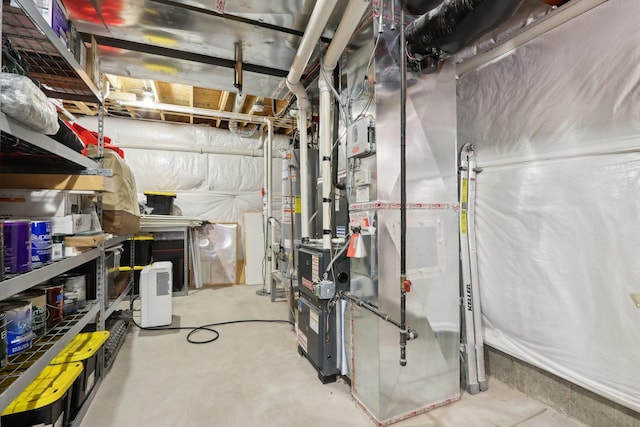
189,86,194,124
70,101,94,116
150,81,165,121
0,174,114,192
216,91,230,127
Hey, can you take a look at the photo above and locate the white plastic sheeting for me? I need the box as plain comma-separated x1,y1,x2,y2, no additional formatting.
458,0,640,412
77,116,286,224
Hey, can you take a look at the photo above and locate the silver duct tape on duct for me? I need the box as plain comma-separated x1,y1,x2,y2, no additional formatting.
347,12,460,426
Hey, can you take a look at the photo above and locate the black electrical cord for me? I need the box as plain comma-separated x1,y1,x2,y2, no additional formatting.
128,296,292,344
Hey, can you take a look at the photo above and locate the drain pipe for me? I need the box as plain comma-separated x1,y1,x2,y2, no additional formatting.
286,0,339,242
319,0,371,250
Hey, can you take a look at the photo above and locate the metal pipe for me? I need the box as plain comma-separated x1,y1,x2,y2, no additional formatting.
340,293,418,339
399,0,408,367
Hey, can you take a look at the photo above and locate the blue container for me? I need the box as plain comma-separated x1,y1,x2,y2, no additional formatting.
31,220,52,267
2,220,31,274
0,301,32,356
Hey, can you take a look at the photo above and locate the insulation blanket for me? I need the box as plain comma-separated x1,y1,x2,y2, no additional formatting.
76,117,285,225
457,0,640,411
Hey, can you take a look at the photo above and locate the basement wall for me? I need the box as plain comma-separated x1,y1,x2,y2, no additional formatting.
458,0,640,414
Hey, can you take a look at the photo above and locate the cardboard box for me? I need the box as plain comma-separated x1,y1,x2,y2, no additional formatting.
0,190,79,217
51,214,92,235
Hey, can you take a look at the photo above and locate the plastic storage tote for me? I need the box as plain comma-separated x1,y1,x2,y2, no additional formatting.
144,191,176,215
50,331,109,413
1,362,83,427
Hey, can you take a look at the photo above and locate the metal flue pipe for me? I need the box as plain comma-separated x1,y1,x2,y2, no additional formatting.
286,0,339,241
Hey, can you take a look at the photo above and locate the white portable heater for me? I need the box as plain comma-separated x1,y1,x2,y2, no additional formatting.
140,261,173,327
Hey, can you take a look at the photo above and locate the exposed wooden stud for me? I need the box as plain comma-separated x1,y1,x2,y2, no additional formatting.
189,86,194,124
216,91,230,127
150,81,165,121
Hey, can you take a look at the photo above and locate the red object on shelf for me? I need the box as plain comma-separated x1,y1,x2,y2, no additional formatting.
69,122,125,159
542,0,570,5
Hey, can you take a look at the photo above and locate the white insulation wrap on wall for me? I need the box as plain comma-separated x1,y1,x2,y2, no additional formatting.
458,0,640,412
77,116,286,224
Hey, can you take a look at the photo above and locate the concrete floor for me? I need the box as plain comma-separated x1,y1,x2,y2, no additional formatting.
81,285,585,427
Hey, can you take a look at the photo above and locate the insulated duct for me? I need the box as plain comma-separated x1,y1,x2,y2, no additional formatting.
229,93,258,138
406,0,525,55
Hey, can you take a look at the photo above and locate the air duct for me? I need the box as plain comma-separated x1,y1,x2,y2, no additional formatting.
406,0,525,56
229,92,258,138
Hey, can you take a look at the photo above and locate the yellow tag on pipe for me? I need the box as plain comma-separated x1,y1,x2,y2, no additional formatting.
461,178,468,205
461,210,468,234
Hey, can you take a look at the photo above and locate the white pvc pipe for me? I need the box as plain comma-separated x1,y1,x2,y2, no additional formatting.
286,0,338,112
285,0,339,242
319,0,371,250
298,111,311,240
114,141,278,158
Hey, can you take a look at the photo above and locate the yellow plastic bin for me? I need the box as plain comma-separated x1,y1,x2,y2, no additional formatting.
50,331,109,414
1,362,83,427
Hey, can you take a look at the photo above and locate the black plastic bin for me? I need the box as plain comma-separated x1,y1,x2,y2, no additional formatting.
49,331,109,415
144,191,176,215
121,234,154,267
1,363,83,427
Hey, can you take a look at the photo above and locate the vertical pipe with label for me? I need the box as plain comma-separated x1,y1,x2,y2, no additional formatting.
399,0,408,367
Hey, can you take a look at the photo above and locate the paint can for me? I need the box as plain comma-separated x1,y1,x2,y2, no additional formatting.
0,301,33,356
63,291,78,316
2,220,31,274
38,284,64,327
58,273,87,307
31,305,47,337
9,289,47,337
31,219,52,267
0,312,7,370
51,233,65,261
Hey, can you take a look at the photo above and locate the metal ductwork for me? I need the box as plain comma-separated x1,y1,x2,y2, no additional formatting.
229,93,258,138
403,0,443,15
406,0,525,56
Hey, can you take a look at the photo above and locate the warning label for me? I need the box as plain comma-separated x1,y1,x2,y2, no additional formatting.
297,329,308,352
310,310,319,334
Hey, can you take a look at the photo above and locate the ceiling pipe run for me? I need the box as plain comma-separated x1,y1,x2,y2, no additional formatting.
319,0,371,250
114,141,279,158
286,0,339,241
